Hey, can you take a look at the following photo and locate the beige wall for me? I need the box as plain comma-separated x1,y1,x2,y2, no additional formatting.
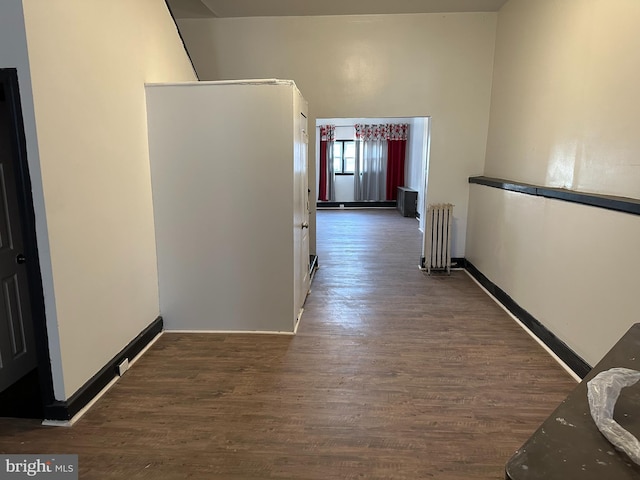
467,185,639,366
177,13,497,257
0,0,64,394
485,0,640,198
467,0,640,366
21,0,196,399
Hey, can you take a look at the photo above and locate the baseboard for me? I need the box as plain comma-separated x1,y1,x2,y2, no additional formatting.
43,316,163,421
451,257,466,269
464,261,591,379
164,330,295,335
317,201,396,208
420,257,466,269
309,255,319,286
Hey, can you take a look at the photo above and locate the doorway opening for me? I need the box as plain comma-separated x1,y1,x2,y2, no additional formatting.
0,68,53,419
315,116,432,264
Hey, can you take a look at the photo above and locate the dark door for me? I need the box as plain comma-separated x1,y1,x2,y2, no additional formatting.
0,75,37,393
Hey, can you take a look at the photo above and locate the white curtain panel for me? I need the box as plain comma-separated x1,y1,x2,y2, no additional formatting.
354,124,388,201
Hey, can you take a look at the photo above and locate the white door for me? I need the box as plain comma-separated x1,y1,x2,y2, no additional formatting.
300,113,310,298
293,110,310,326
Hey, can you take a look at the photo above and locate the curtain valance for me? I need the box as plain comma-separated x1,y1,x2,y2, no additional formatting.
319,125,335,141
355,123,409,142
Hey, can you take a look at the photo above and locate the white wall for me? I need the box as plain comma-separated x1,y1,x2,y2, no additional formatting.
406,118,425,195
405,117,429,228
177,13,497,257
334,177,355,203
20,0,196,399
467,0,640,366
0,0,63,395
333,125,355,202
334,126,354,141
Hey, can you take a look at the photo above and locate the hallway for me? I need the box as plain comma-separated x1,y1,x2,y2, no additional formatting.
0,209,576,479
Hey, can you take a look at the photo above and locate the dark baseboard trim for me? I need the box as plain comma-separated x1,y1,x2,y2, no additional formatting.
420,257,466,269
43,316,164,421
309,255,319,284
451,257,466,269
464,261,591,379
317,201,396,209
469,176,640,216
309,254,318,273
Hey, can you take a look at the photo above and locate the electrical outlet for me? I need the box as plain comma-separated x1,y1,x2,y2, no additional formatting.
117,358,129,376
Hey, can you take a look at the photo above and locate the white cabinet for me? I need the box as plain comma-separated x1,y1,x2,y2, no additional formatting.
145,80,310,332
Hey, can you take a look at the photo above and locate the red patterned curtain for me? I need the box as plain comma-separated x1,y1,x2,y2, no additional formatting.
318,125,335,201
386,124,408,200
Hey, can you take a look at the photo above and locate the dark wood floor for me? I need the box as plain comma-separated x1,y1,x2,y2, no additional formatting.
0,209,576,479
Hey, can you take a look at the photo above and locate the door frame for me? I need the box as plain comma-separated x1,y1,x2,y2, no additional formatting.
314,116,432,265
0,68,54,415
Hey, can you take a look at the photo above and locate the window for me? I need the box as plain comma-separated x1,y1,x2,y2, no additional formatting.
333,140,355,174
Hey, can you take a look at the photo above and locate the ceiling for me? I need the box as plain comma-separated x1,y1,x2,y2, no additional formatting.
167,0,509,19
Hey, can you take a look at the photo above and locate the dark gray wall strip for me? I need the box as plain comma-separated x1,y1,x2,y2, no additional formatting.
469,176,640,216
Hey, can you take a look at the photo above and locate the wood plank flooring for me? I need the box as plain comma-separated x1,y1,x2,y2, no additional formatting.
0,209,577,479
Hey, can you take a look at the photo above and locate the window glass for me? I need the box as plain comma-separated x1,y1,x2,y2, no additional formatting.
330,140,356,174
332,143,343,173
343,142,355,173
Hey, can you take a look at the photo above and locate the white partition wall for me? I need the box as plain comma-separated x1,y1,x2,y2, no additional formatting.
146,80,309,333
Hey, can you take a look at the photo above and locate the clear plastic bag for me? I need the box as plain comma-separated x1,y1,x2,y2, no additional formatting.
587,367,640,465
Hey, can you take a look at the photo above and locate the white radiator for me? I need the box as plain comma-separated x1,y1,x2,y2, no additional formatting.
425,203,453,275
